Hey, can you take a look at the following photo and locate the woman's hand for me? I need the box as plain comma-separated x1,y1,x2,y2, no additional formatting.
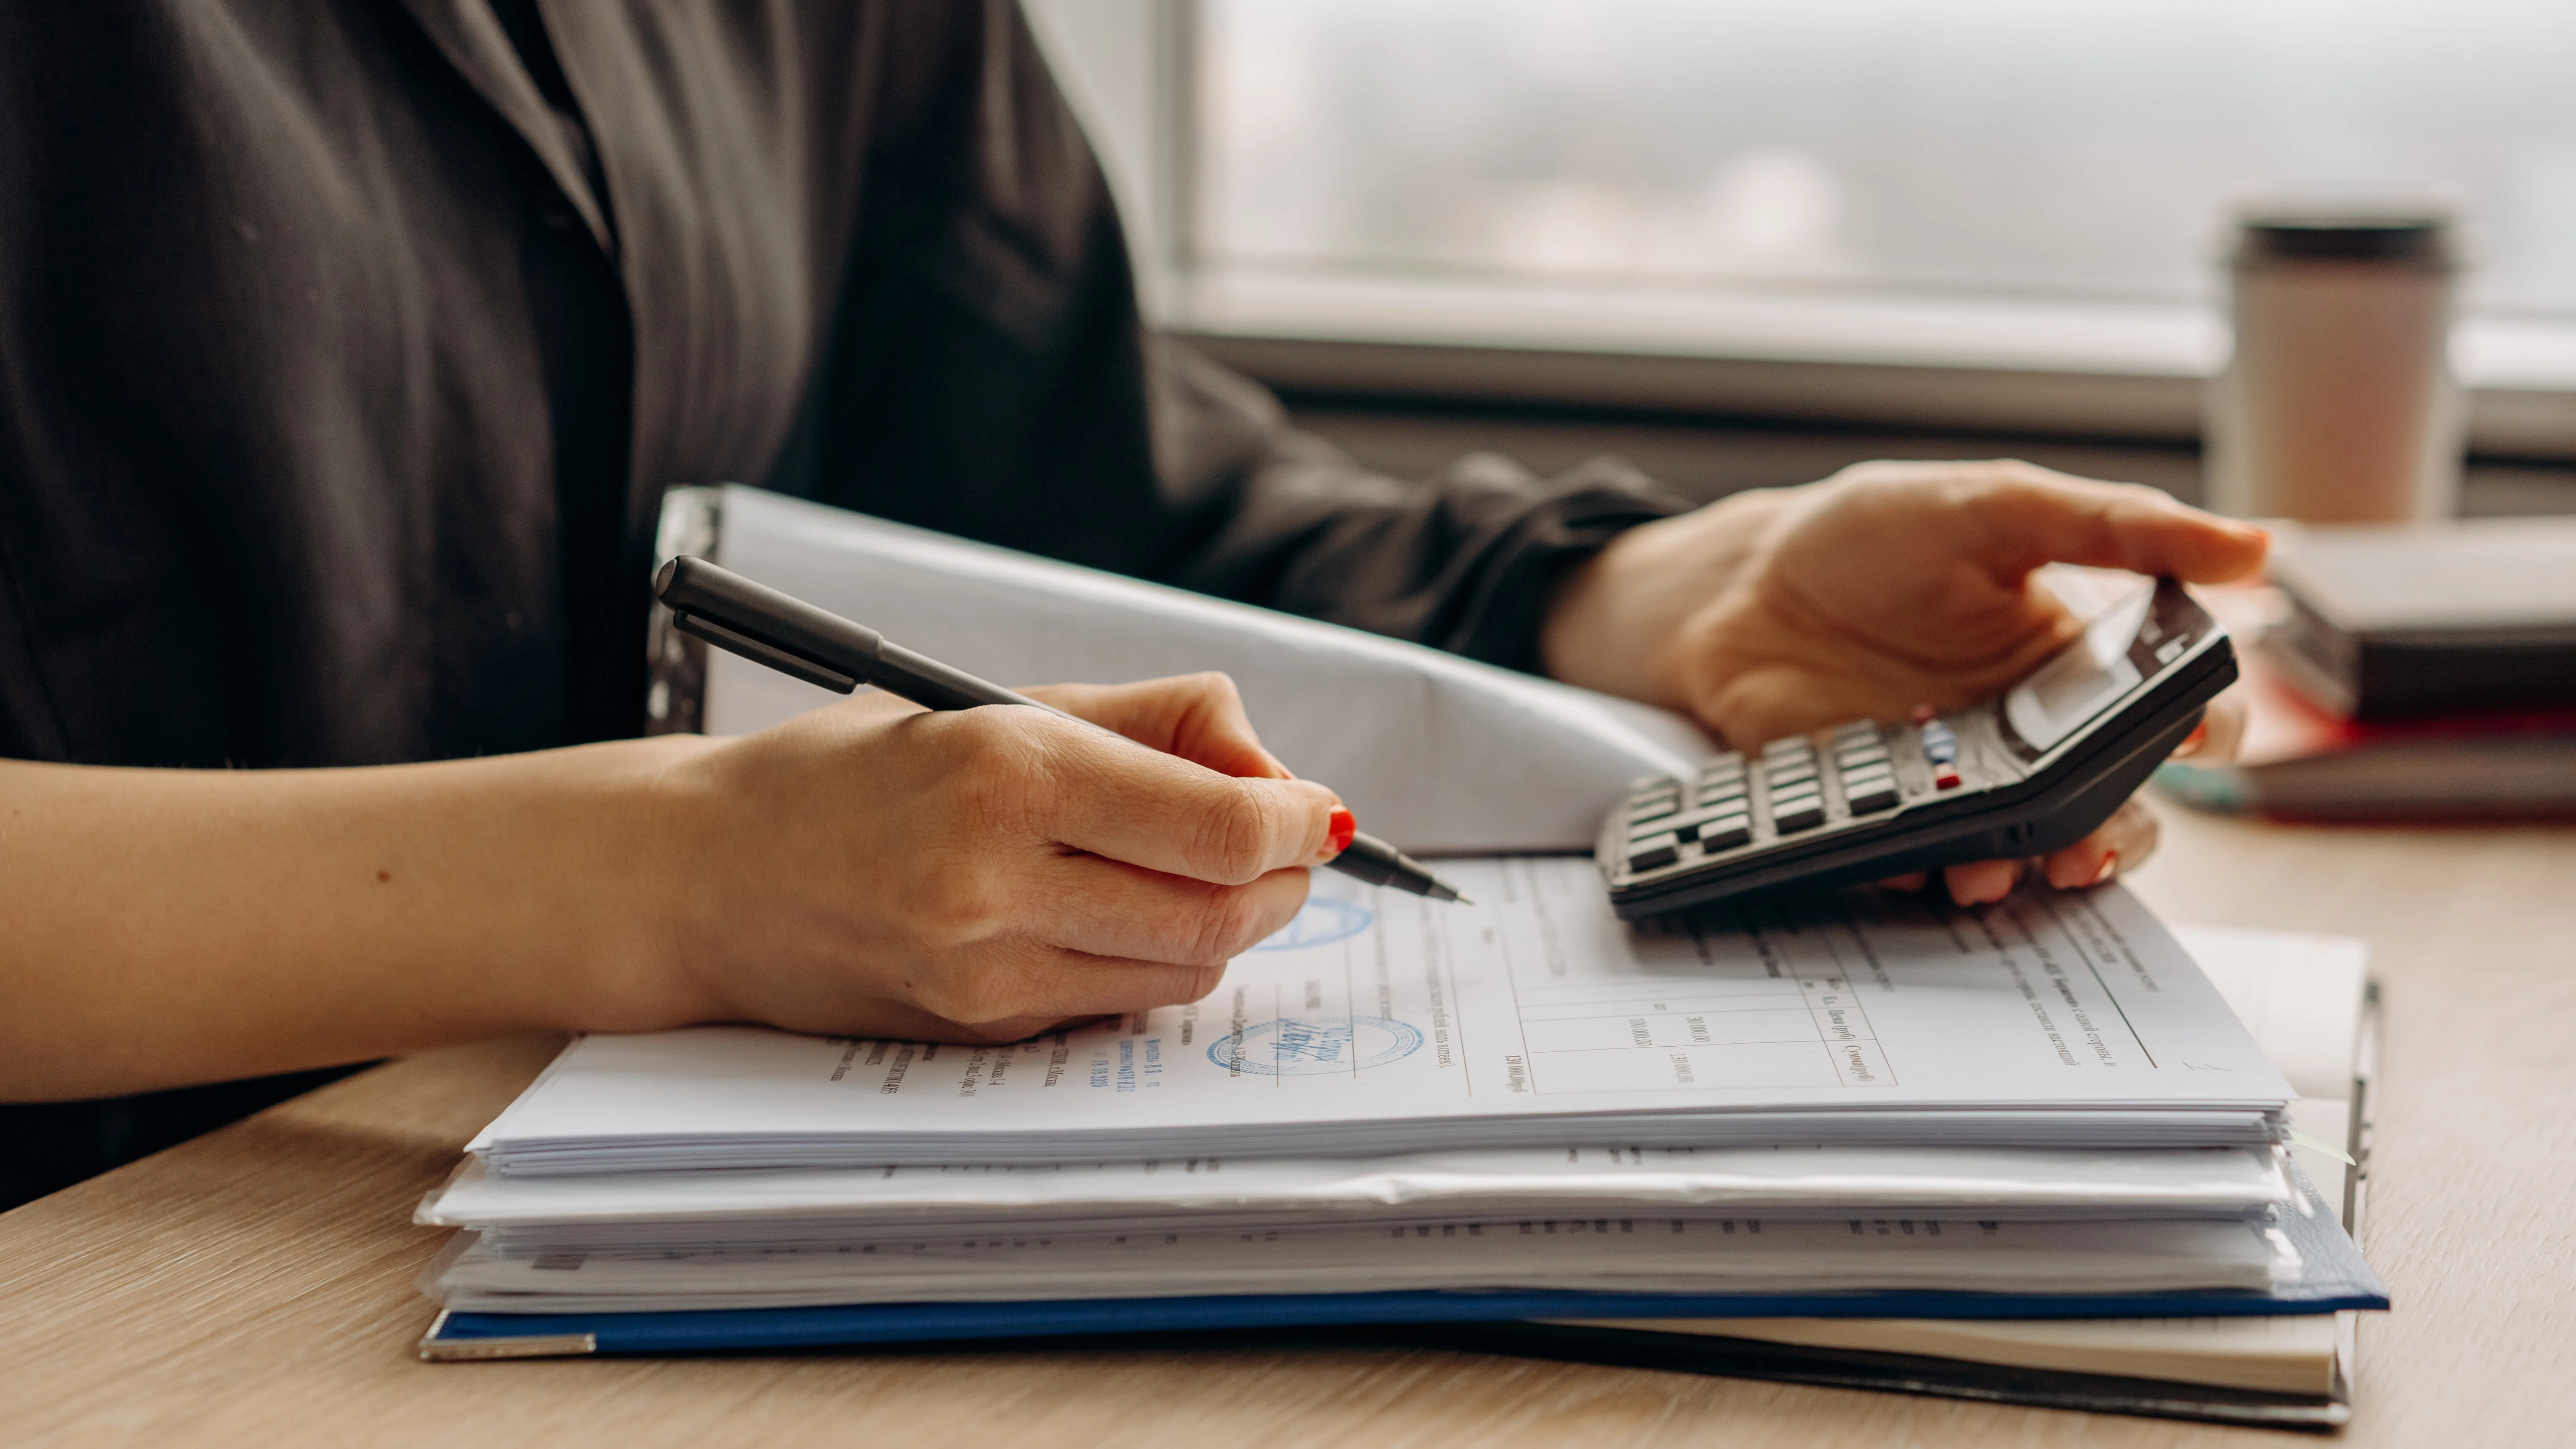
646,673,1343,1045
0,672,1338,1100
1541,459,2269,904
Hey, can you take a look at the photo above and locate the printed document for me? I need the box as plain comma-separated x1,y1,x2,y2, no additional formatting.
473,861,2291,1172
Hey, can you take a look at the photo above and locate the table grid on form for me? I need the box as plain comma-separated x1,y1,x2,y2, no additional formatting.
1491,859,1894,1095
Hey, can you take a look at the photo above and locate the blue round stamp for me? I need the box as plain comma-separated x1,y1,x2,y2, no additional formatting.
1208,1015,1424,1076
1251,896,1373,952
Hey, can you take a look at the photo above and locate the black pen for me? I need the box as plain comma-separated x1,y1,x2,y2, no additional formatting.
654,556,1471,904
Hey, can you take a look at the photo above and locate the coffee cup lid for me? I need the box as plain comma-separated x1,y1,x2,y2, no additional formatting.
2233,208,2454,266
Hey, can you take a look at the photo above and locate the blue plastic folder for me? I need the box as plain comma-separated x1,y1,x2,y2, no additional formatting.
419,1183,2385,1361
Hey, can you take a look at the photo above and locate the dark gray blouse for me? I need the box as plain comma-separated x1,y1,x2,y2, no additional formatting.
0,0,1685,1204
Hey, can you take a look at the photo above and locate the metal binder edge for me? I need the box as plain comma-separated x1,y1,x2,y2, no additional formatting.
418,1310,599,1363
2327,975,2386,1425
2346,978,2382,1236
644,485,726,736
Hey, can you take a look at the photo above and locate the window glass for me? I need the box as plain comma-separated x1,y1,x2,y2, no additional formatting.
1200,0,2576,314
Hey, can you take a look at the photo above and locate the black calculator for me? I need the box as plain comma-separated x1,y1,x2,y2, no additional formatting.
1598,577,2236,919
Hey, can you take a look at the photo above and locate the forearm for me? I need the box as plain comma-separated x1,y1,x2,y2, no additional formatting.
0,737,714,1101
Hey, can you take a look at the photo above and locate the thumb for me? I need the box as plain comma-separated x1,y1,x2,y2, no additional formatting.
1973,468,2269,585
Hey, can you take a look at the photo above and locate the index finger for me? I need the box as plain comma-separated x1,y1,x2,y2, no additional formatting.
1027,713,1340,885
1021,674,1292,781
1974,467,2270,585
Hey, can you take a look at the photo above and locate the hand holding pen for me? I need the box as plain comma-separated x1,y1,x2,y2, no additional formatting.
656,556,1467,903
631,557,1466,1046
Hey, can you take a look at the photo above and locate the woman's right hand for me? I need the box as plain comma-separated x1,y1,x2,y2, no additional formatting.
640,672,1345,1045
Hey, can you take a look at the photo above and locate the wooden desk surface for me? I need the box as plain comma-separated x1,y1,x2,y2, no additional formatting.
6,808,2572,1448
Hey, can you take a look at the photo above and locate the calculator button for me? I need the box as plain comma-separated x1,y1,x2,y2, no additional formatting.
1933,769,1963,791
1771,800,1826,833
1766,763,1817,786
1626,835,1682,872
1695,818,1753,852
1845,783,1901,814
1667,807,1750,844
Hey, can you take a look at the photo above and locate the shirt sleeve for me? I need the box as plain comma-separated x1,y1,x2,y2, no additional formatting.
1142,340,1693,674
785,0,1694,675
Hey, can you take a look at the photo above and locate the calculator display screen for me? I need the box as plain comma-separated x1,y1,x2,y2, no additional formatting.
1999,582,2208,763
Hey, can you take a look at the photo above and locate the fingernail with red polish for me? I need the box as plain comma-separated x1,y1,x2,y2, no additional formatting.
1327,808,1357,855
2090,852,2120,886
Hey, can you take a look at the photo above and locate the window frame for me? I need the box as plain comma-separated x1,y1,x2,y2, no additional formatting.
1024,0,2576,459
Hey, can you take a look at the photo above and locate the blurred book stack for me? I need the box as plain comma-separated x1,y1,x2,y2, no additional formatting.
2158,517,2576,820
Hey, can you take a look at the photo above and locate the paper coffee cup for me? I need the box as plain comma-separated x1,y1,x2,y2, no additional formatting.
2203,210,2463,524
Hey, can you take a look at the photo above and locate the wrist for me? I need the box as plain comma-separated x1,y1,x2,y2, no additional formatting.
1539,487,1784,707
550,732,735,1033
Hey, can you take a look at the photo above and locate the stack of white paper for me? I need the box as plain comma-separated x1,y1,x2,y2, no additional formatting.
422,860,2328,1314
423,1144,2292,1254
427,1215,2298,1314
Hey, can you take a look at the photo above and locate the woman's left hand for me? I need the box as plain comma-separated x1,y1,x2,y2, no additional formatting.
1540,459,2269,903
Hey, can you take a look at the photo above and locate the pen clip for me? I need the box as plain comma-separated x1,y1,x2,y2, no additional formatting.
671,611,860,694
